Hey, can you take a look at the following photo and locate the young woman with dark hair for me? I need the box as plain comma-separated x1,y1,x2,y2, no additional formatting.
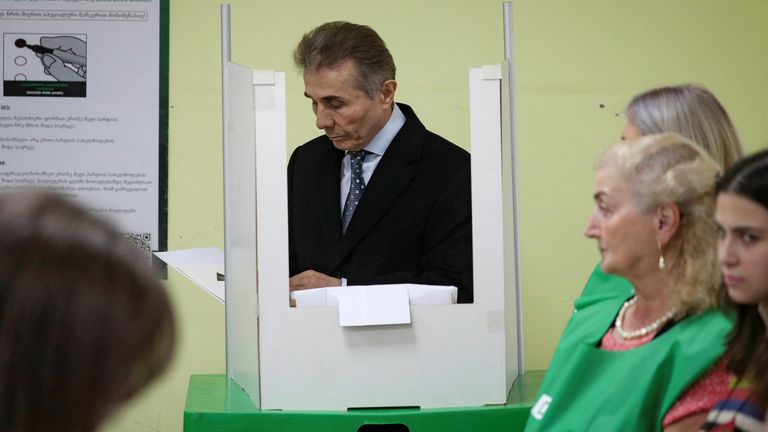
703,149,768,431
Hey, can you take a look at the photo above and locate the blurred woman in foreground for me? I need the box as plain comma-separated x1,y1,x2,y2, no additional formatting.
0,191,175,432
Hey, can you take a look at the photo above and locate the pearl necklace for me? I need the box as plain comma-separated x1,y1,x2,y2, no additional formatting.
614,297,676,340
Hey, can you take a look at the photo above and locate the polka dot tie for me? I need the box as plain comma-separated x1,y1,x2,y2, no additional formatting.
341,150,367,233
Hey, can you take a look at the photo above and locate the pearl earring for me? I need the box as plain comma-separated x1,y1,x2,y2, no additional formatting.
657,240,665,270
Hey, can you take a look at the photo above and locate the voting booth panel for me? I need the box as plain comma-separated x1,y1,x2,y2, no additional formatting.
223,64,288,405
222,61,257,401
471,62,521,393
221,60,519,411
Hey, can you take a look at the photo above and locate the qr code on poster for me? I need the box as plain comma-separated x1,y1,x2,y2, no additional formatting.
124,232,152,263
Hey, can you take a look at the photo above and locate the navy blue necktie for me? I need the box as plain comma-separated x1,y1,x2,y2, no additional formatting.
341,150,367,233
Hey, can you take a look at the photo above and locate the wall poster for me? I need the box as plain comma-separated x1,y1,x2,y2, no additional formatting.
0,0,169,255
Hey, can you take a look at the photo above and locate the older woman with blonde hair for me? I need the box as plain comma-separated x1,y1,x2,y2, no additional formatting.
526,133,731,431
584,85,745,299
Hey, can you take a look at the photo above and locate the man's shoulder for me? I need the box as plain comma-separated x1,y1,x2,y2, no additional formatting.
297,134,331,151
291,135,336,160
414,130,470,175
398,103,469,162
423,130,469,158
287,136,344,179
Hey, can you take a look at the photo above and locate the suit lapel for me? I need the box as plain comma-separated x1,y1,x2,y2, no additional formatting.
330,104,424,270
340,152,416,244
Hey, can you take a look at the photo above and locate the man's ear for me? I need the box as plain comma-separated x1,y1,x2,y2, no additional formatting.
655,203,681,247
379,79,397,106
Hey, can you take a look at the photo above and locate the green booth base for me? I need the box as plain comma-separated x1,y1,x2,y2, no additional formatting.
184,371,544,432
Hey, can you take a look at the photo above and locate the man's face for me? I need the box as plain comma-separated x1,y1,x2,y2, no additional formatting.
303,59,395,152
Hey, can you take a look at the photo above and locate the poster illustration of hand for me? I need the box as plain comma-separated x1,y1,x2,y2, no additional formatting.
5,33,87,96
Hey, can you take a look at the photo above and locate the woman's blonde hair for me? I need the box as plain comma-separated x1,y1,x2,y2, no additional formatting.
597,133,723,315
627,84,743,169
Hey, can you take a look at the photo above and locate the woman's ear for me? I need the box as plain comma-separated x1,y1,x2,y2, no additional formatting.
655,203,681,247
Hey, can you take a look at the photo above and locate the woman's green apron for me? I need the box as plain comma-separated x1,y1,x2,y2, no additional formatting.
525,271,733,431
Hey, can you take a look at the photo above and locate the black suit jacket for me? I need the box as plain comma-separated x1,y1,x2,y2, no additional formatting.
287,103,473,303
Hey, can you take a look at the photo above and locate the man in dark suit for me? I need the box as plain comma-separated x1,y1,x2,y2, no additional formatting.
288,21,473,303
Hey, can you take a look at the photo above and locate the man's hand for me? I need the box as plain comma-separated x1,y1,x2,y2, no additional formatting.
289,270,341,291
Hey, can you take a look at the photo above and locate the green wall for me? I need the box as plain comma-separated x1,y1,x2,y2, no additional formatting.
101,1,768,430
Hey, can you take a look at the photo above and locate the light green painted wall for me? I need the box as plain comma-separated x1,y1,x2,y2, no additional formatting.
102,1,768,430
513,0,768,366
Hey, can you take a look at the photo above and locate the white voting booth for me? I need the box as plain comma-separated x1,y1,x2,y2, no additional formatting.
221,6,521,411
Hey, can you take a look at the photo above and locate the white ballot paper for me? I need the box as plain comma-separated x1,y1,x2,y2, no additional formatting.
291,284,458,327
154,247,225,303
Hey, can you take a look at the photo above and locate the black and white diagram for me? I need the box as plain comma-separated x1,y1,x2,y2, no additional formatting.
3,33,87,97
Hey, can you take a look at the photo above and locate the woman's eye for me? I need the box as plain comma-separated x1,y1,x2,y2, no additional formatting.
742,232,760,244
716,227,725,239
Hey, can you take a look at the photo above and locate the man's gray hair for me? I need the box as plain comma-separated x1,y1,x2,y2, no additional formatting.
293,21,396,99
